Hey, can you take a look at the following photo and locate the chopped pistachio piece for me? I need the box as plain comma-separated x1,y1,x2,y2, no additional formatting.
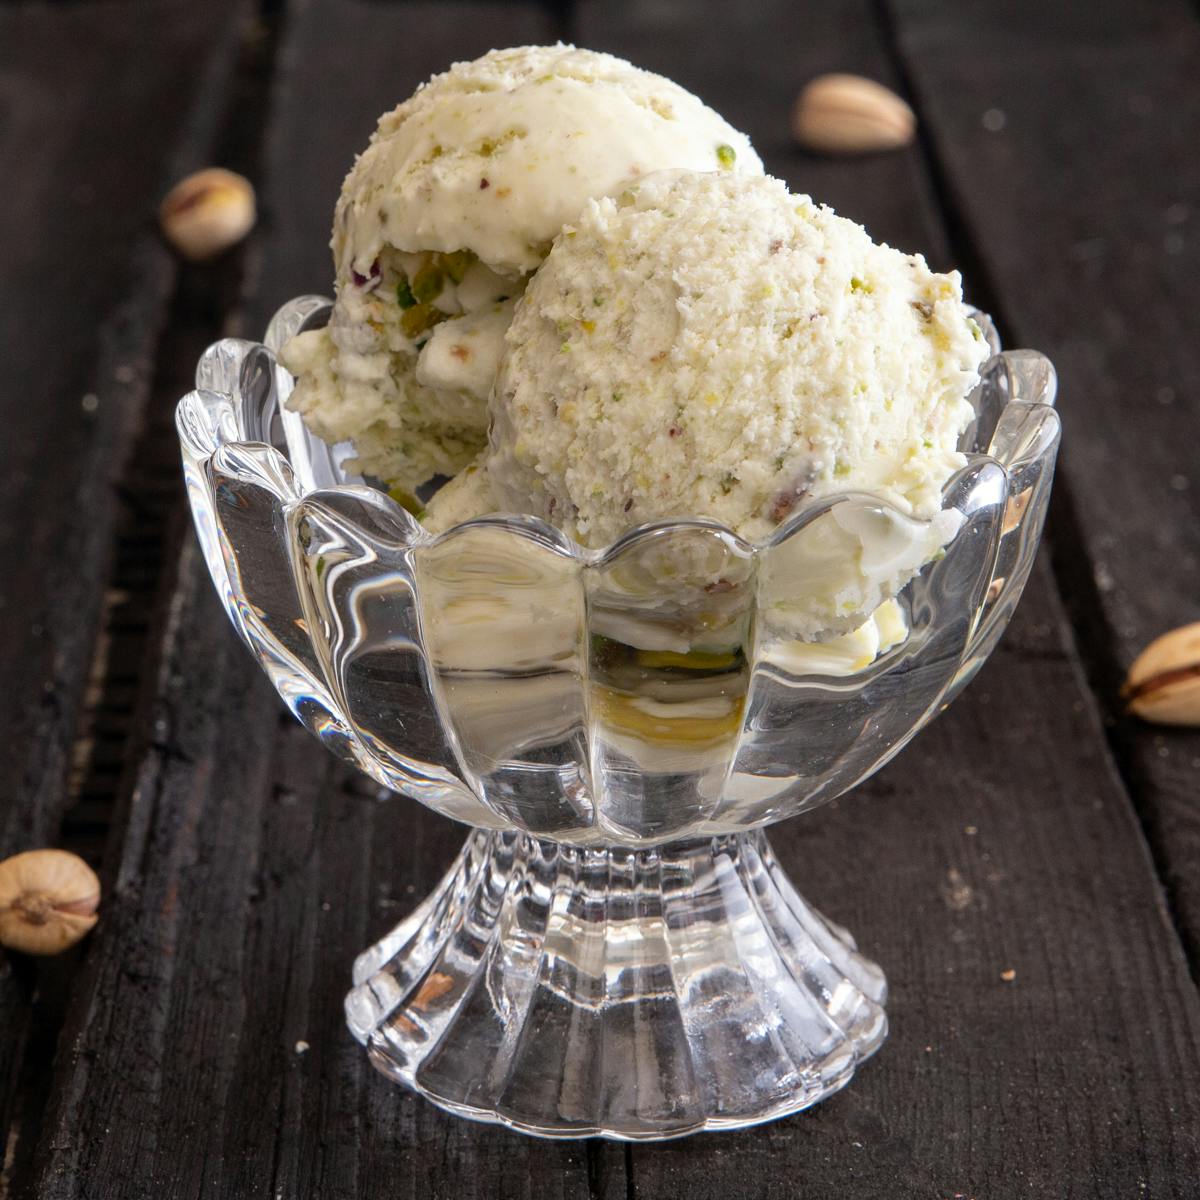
440,249,475,283
716,143,737,169
410,260,444,304
387,485,425,517
400,302,447,339
636,648,742,671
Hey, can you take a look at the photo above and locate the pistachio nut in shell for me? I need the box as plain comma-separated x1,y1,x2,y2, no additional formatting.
0,849,100,956
160,167,256,262
1121,621,1200,727
792,74,916,155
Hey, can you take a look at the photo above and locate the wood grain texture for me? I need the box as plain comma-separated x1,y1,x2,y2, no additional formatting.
0,0,246,1180
880,0,1200,962
0,0,244,850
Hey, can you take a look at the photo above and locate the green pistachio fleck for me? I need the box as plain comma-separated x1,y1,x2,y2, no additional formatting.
968,317,983,341
400,302,446,339
479,138,497,157
850,276,874,294
410,261,444,304
716,143,737,169
930,547,947,563
719,472,738,495
922,438,934,449
774,454,787,472
834,461,851,478
440,249,475,284
560,341,571,353
396,279,415,309
593,294,605,307
387,486,425,517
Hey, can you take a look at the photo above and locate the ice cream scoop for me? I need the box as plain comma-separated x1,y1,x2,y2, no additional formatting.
487,169,989,547
280,45,763,493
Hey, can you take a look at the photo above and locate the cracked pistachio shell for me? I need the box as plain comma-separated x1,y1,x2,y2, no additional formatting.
0,849,100,956
1122,622,1200,727
160,167,256,262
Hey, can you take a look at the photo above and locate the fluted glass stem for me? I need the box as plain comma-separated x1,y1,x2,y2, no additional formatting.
346,830,887,1140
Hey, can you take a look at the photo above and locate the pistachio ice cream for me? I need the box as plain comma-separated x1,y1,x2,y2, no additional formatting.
486,169,989,546
280,45,763,494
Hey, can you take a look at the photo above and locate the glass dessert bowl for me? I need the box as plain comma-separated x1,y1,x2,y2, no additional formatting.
177,296,1058,1140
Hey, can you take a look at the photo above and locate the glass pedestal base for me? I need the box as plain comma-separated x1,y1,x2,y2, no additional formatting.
345,830,887,1141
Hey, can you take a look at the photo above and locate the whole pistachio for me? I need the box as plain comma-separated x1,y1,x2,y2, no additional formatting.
1122,622,1200,727
792,74,916,155
160,168,256,262
0,849,100,956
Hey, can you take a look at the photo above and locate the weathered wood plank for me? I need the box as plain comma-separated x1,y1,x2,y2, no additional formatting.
0,0,243,851
0,0,246,1182
579,0,1200,1194
883,0,1200,962
31,2,627,1196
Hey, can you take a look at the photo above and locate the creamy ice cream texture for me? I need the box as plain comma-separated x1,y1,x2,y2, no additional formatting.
484,169,988,546
279,44,763,494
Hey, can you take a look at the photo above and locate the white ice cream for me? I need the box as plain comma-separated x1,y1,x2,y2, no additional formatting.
281,45,763,492
487,169,989,549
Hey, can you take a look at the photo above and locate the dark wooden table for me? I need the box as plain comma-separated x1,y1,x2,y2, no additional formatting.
3,0,1199,1195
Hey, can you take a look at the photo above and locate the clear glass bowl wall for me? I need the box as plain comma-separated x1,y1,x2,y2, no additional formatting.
177,297,1059,849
